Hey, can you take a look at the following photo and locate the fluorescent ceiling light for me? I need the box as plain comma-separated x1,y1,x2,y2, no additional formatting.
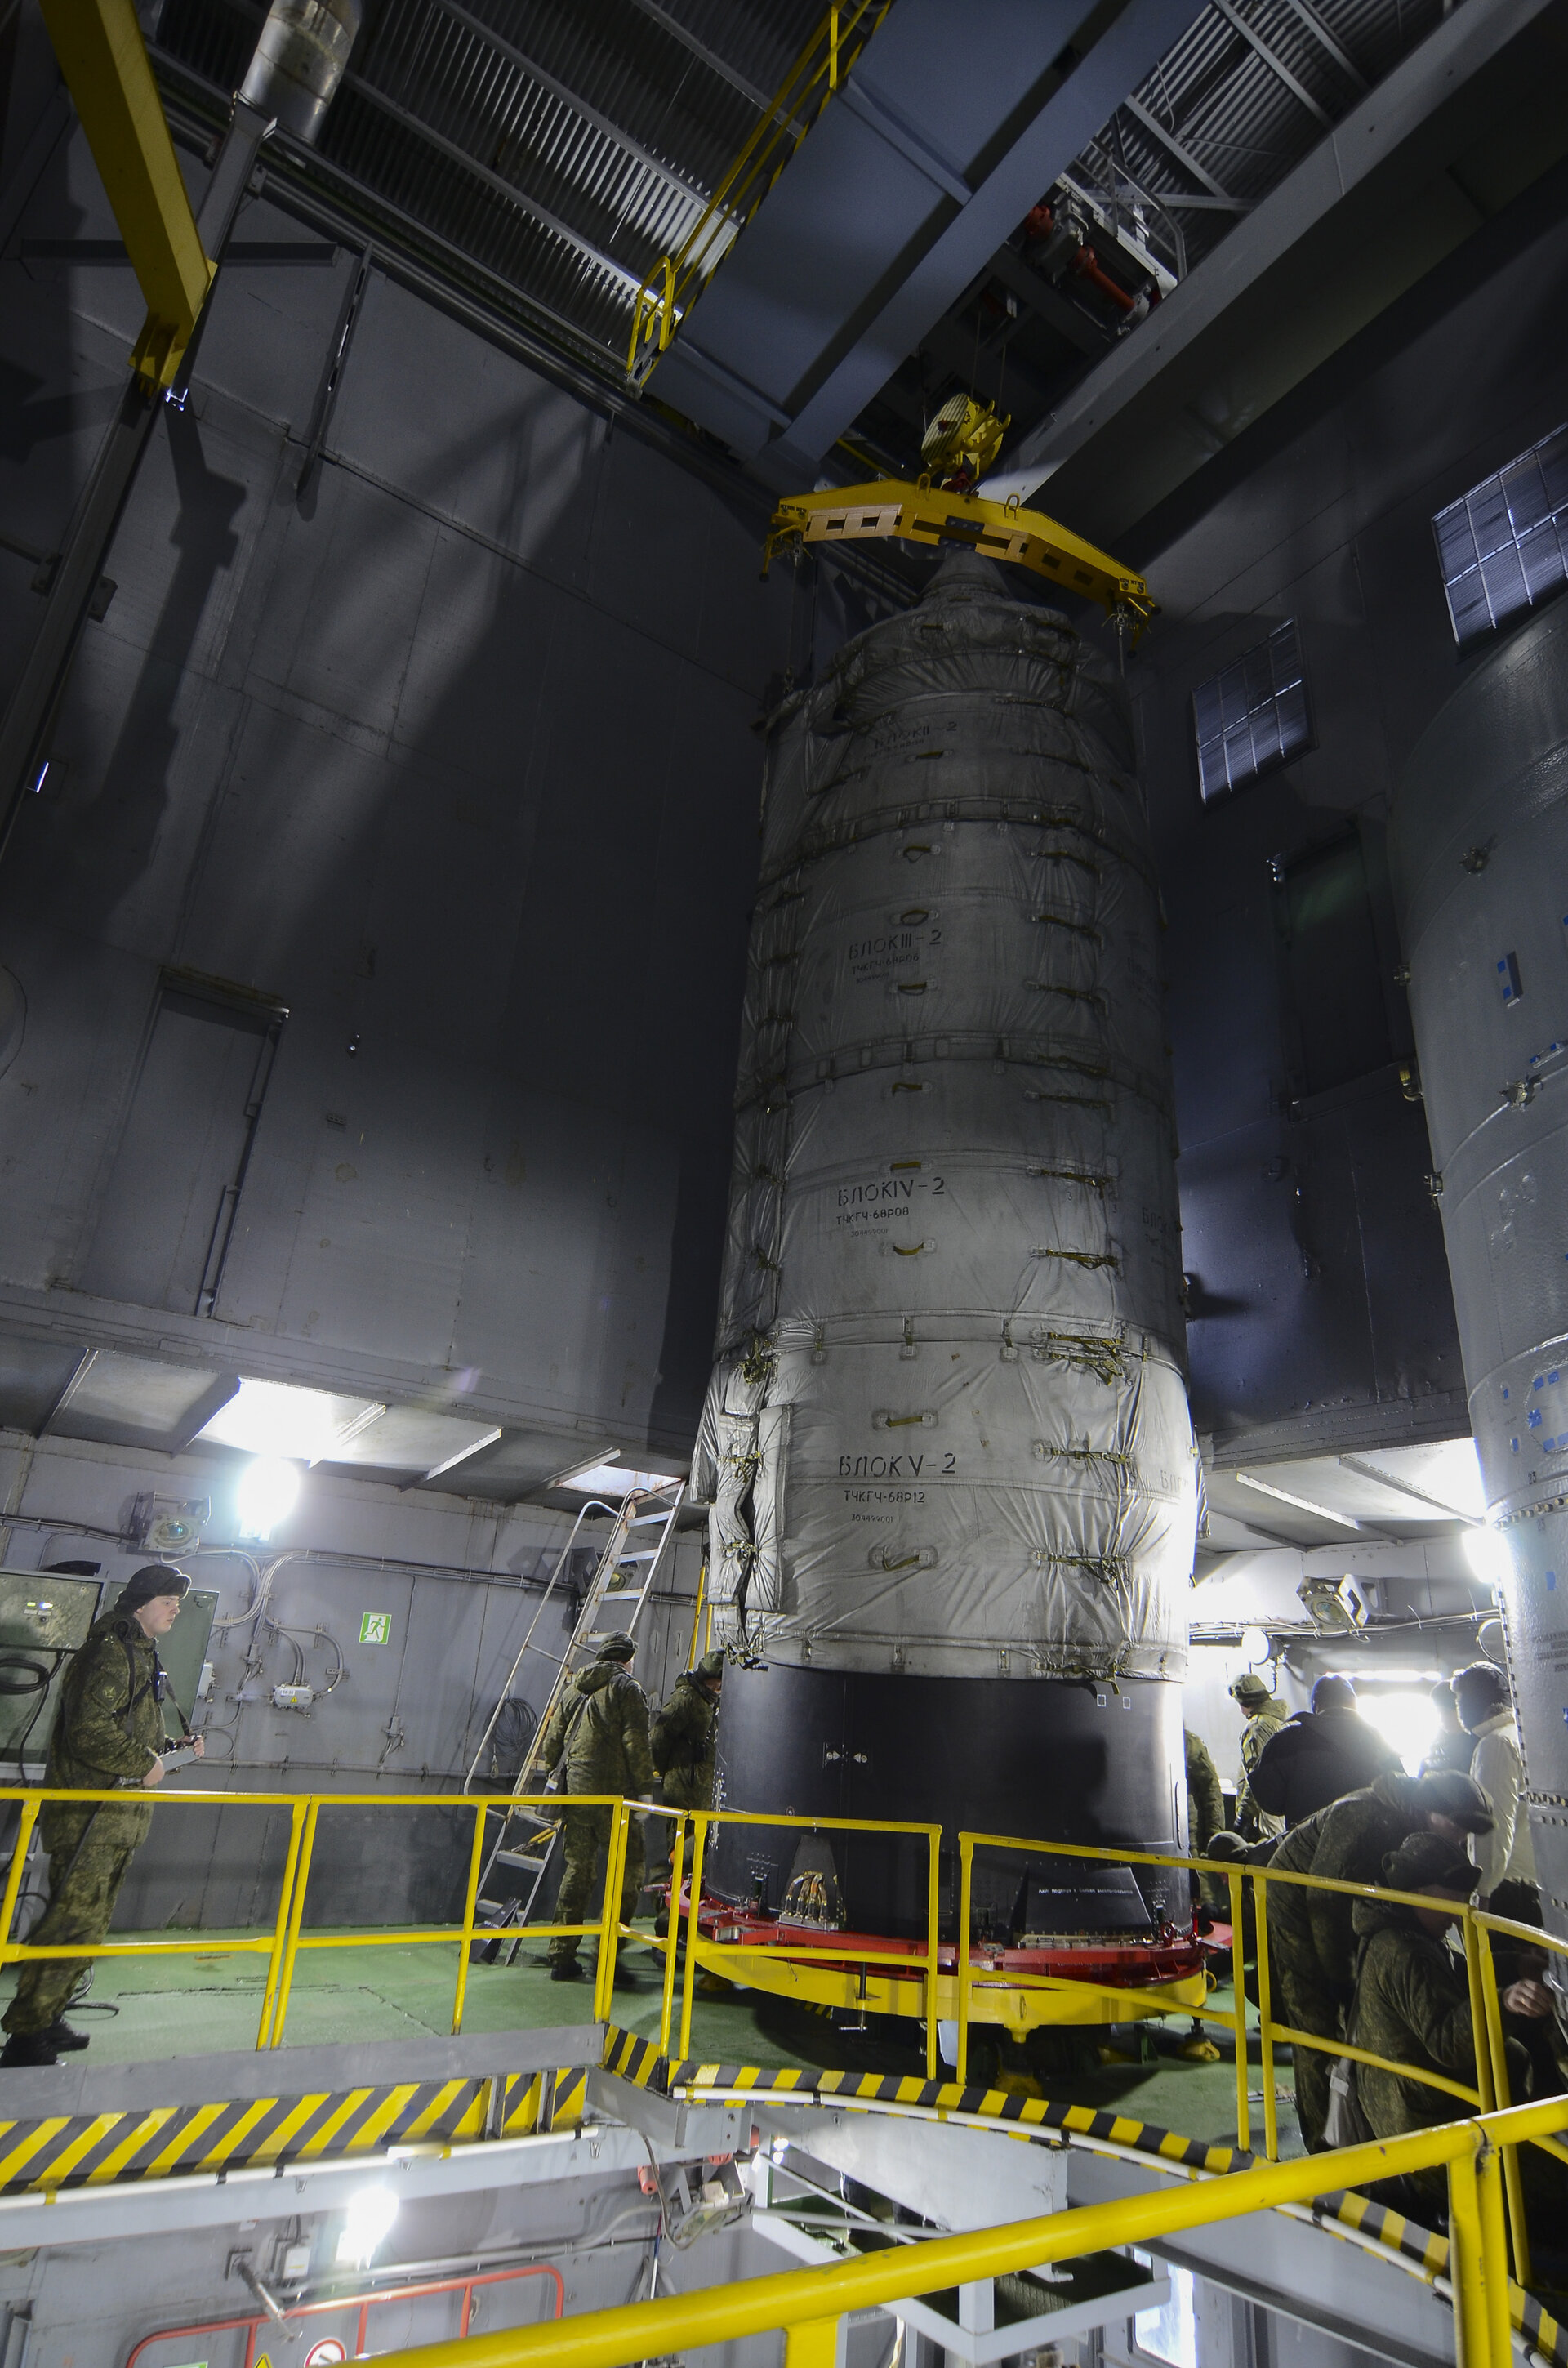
236,1455,301,1541
198,1377,384,1466
560,1462,683,1498
1234,1471,1361,1530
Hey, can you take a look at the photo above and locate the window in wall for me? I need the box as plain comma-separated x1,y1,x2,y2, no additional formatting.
78,973,287,1318
1134,2265,1198,2368
1192,619,1312,804
1433,424,1568,646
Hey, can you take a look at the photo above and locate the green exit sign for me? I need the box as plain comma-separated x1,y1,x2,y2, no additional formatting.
359,1612,391,1645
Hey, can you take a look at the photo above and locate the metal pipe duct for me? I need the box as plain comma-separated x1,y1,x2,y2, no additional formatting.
1391,600,1568,1945
694,551,1196,1933
239,0,361,145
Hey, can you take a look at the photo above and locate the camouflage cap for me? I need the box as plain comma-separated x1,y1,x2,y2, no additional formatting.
1231,1671,1272,1704
1204,1830,1250,1861
1382,1831,1476,1895
695,1650,725,1680
596,1632,638,1661
1417,1768,1494,1833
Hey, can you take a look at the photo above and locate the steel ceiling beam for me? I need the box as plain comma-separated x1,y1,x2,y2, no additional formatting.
1121,91,1239,200
38,0,215,389
342,70,644,293
1269,0,1370,92
982,0,1568,533
429,0,710,207
1209,0,1333,126
642,0,1216,486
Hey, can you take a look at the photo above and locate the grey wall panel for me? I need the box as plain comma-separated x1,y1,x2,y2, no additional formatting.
0,1427,703,1931
1125,198,1568,1451
0,116,805,1455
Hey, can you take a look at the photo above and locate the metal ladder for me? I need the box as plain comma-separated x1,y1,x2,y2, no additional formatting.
466,1477,686,1960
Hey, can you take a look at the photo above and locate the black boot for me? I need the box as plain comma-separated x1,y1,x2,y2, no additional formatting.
42,2021,89,2052
549,1958,585,1982
0,2031,59,2068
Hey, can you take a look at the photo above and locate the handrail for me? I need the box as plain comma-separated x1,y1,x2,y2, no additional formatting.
2,1777,1563,2296
351,2097,1568,2368
626,1,891,384
126,2262,564,2367
0,1785,638,2045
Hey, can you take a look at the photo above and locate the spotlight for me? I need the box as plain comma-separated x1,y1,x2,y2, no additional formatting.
236,1456,301,1541
336,2185,399,2267
1241,1625,1270,1664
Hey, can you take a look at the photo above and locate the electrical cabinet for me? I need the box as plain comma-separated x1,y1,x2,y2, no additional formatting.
0,1570,100,1768
0,1570,218,1768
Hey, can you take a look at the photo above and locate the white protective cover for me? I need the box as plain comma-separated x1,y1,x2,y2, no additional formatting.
696,555,1196,1682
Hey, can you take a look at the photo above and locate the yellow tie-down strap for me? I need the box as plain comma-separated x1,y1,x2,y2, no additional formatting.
0,2064,589,2194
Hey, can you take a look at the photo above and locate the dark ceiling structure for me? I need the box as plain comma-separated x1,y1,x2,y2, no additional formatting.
149,0,1466,493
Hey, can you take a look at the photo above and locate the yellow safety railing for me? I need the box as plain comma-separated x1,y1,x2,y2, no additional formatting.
607,1804,942,2078
363,2094,1566,2368
948,1828,1568,2294
0,1786,635,2048
626,1,891,384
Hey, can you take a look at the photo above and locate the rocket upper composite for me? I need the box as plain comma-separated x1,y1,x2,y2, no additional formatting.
693,551,1197,1934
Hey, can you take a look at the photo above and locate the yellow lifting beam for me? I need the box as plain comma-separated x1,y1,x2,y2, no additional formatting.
39,0,216,389
763,476,1158,640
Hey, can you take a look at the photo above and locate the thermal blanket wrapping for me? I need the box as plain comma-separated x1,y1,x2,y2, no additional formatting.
697,553,1195,1683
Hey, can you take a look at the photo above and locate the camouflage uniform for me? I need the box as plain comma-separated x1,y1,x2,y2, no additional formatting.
653,1666,721,1813
539,1654,656,1968
1348,1888,1480,2200
3,1611,170,2038
648,1659,722,1884
1236,1696,1287,1840
1184,1731,1225,1908
1257,1804,1339,2149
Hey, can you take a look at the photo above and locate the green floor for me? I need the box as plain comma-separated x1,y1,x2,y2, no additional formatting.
1,1924,1303,2157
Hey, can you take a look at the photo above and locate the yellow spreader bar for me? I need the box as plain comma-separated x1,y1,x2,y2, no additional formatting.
763,477,1156,640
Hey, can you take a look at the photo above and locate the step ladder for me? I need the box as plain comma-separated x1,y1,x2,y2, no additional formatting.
466,1476,686,1963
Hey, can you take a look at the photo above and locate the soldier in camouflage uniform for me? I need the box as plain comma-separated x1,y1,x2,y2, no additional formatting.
1349,1831,1552,2207
1183,1728,1224,1857
538,1634,656,1983
1263,1770,1492,2148
2,1565,201,2068
1231,1674,1287,1840
648,1651,724,1886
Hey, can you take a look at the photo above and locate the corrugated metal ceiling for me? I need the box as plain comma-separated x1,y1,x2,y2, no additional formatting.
149,0,1460,451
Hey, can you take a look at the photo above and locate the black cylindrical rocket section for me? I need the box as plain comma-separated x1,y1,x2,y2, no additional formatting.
694,553,1196,1933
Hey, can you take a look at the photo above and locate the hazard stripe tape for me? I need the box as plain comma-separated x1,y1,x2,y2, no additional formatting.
0,2064,593,2196
600,2027,1567,2368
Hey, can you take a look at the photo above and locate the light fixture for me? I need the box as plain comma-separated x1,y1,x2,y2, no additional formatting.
1241,1625,1271,1664
559,1462,683,1499
1462,1524,1511,1588
1235,1470,1361,1530
198,1376,385,1465
336,2185,399,2267
235,1455,302,1541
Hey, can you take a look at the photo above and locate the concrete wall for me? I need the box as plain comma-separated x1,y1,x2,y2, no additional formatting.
0,29,891,1466
1127,176,1568,1460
